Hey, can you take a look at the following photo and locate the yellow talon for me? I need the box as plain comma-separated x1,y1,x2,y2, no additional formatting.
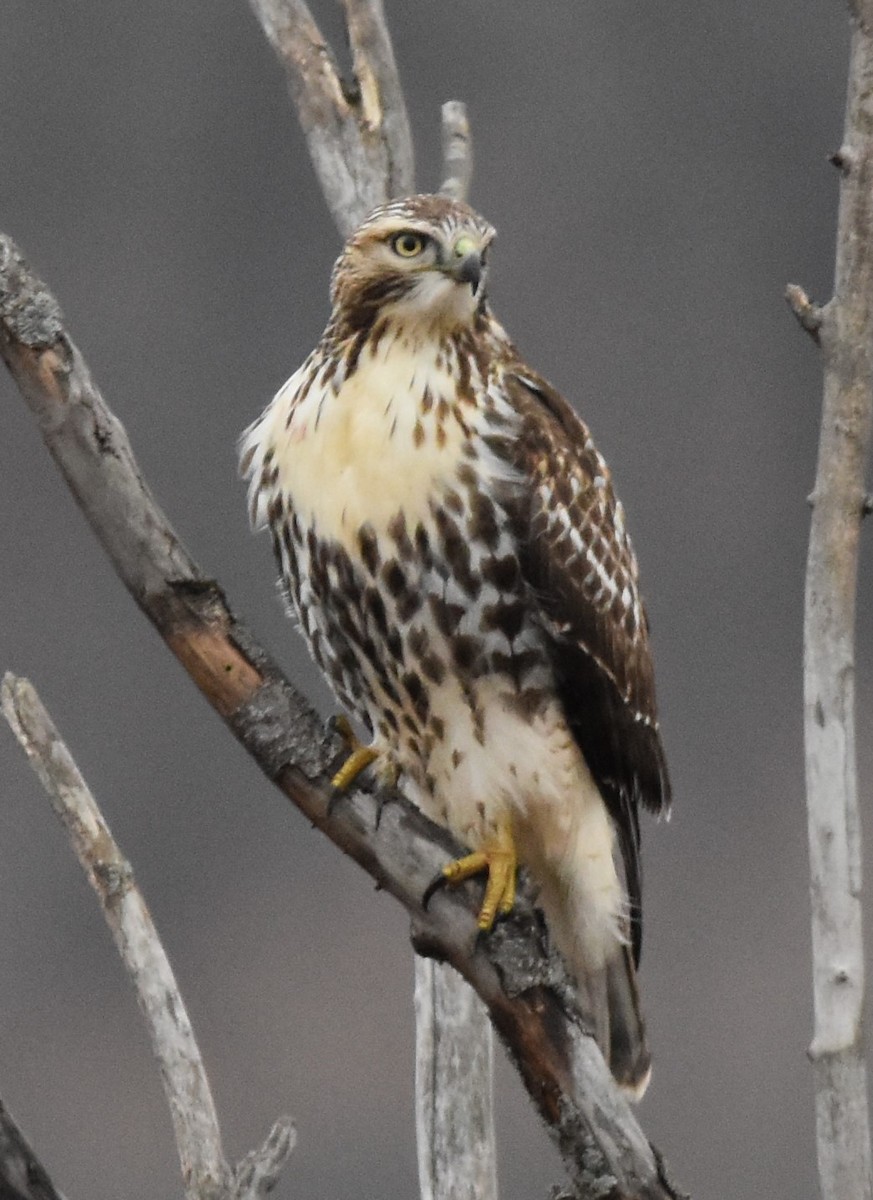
327,715,400,825
330,716,380,791
331,744,380,791
440,818,517,931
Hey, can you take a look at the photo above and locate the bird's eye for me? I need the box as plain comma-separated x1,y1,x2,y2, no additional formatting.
392,232,426,258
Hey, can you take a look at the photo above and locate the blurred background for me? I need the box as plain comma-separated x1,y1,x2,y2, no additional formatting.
0,2,869,1197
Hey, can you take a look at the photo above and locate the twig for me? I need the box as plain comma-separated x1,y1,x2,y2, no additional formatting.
414,959,497,1200
0,233,682,1199
232,1119,297,1198
0,1098,67,1200
439,102,473,202
247,0,414,235
0,674,295,1200
785,283,824,344
793,9,873,1200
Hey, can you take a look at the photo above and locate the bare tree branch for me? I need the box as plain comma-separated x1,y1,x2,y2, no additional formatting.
247,0,414,235
790,9,873,1200
0,233,682,1199
414,960,497,1200
0,1099,67,1200
0,674,295,1200
439,102,473,202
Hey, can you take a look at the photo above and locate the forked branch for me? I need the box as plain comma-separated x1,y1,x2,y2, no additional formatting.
0,674,295,1200
248,0,414,234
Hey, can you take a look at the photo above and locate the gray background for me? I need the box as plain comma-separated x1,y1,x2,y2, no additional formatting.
1,2,869,1197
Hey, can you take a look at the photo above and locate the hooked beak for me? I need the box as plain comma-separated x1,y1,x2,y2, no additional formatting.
447,252,483,294
442,234,485,294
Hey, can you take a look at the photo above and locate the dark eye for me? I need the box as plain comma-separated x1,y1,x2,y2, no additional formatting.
392,232,426,258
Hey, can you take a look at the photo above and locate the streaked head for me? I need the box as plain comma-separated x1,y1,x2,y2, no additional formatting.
330,194,496,334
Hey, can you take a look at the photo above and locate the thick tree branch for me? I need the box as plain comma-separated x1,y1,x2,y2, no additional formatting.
247,0,414,235
0,234,681,1199
791,10,873,1200
0,675,295,1200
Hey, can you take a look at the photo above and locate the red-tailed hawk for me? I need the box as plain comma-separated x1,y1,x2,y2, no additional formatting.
240,194,671,1096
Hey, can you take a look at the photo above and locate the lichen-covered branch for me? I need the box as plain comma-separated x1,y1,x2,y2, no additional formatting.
787,7,873,1200
0,233,682,1199
0,674,295,1200
247,0,414,235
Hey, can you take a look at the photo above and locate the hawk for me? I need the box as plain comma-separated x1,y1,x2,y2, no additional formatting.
240,194,670,1096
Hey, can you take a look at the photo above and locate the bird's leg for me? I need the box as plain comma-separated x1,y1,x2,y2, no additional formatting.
330,715,380,791
426,815,517,931
328,716,398,822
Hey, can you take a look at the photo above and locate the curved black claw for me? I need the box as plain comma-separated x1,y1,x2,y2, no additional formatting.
372,789,390,831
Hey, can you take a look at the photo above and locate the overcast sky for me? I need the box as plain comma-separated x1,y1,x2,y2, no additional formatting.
1,3,870,1198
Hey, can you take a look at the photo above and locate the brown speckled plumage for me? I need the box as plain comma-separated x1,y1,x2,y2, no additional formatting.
241,194,670,1095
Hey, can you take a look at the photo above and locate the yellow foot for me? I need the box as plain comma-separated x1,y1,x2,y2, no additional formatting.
329,715,379,792
331,745,379,792
328,716,398,824
425,818,517,931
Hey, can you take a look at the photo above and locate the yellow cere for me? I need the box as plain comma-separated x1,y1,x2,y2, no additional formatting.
453,234,476,259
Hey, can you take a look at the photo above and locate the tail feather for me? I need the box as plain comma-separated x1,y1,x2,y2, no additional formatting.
568,945,651,1098
604,945,651,1097
536,877,652,1097
513,759,652,1097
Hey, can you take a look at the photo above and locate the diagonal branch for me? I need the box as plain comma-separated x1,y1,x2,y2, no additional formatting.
248,0,414,235
0,674,296,1200
0,233,682,1200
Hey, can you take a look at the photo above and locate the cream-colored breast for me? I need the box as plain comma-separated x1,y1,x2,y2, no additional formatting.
261,336,467,552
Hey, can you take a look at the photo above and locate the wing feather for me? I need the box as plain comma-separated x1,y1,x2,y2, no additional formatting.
495,367,671,964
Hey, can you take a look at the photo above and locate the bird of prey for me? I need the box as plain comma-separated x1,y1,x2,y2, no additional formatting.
240,194,670,1096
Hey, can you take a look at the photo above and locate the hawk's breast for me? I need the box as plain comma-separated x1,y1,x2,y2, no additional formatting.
263,335,472,553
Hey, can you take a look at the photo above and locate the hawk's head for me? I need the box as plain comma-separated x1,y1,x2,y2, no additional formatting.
330,194,495,335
